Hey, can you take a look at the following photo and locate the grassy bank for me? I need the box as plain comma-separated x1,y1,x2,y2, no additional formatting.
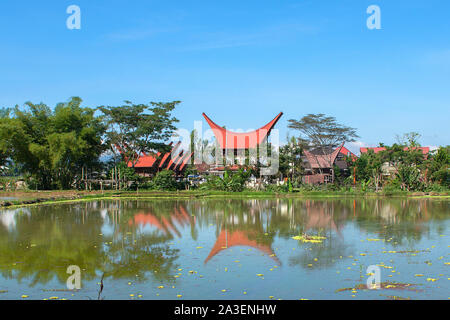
0,189,449,209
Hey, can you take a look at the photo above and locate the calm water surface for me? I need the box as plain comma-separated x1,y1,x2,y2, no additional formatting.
0,198,448,300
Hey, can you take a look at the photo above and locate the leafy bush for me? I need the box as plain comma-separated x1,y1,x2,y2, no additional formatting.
149,170,178,191
201,169,251,192
395,165,422,191
431,168,449,188
264,183,289,193
424,183,447,193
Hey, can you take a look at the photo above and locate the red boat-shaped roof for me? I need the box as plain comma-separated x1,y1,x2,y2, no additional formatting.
202,112,283,149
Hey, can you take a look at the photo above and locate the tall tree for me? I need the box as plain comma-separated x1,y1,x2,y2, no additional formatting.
428,146,449,187
98,101,180,168
0,108,12,168
278,136,305,181
396,131,421,148
288,113,359,181
0,97,106,189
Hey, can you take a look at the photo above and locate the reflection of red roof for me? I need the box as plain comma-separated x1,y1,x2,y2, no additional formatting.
130,208,194,237
204,229,280,265
202,112,283,149
304,143,344,169
132,213,165,230
360,146,430,155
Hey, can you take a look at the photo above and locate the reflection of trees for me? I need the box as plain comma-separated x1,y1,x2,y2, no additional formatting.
270,199,351,269
0,201,184,287
103,235,178,284
0,198,447,286
0,204,105,286
354,199,449,246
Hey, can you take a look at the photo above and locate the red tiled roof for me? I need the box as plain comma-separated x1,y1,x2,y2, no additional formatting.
125,141,188,172
129,152,160,168
178,152,194,171
202,112,283,149
339,146,357,159
159,142,180,168
167,150,184,170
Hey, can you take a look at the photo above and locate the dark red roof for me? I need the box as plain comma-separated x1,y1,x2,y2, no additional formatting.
202,112,283,149
304,143,344,169
339,146,357,159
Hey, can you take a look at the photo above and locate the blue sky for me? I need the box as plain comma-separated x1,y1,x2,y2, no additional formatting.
1,0,449,153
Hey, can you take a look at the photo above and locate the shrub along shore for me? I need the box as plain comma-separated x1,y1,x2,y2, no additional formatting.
0,189,448,209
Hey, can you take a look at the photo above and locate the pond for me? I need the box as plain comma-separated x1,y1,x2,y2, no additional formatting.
0,198,448,300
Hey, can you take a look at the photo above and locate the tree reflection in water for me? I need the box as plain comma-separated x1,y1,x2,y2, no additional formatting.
0,198,447,287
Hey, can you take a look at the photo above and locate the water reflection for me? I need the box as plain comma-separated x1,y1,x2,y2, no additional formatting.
0,198,448,299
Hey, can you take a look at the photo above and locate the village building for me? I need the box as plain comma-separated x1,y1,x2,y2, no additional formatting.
127,141,193,177
202,112,283,176
302,144,356,185
127,112,283,178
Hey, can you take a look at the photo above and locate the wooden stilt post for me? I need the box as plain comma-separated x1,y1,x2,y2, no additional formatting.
118,167,121,191
115,166,118,190
85,166,88,191
111,168,114,190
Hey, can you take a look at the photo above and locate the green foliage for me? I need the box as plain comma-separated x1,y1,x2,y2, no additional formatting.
99,101,180,167
382,183,406,196
144,170,178,191
278,136,304,180
431,168,450,188
264,183,289,193
202,168,251,192
0,97,106,189
288,113,359,150
115,161,140,181
350,150,383,191
0,176,20,190
395,164,422,191
428,146,449,187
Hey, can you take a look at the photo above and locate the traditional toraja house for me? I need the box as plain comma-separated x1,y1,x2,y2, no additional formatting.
127,141,193,176
202,112,283,173
302,143,356,185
